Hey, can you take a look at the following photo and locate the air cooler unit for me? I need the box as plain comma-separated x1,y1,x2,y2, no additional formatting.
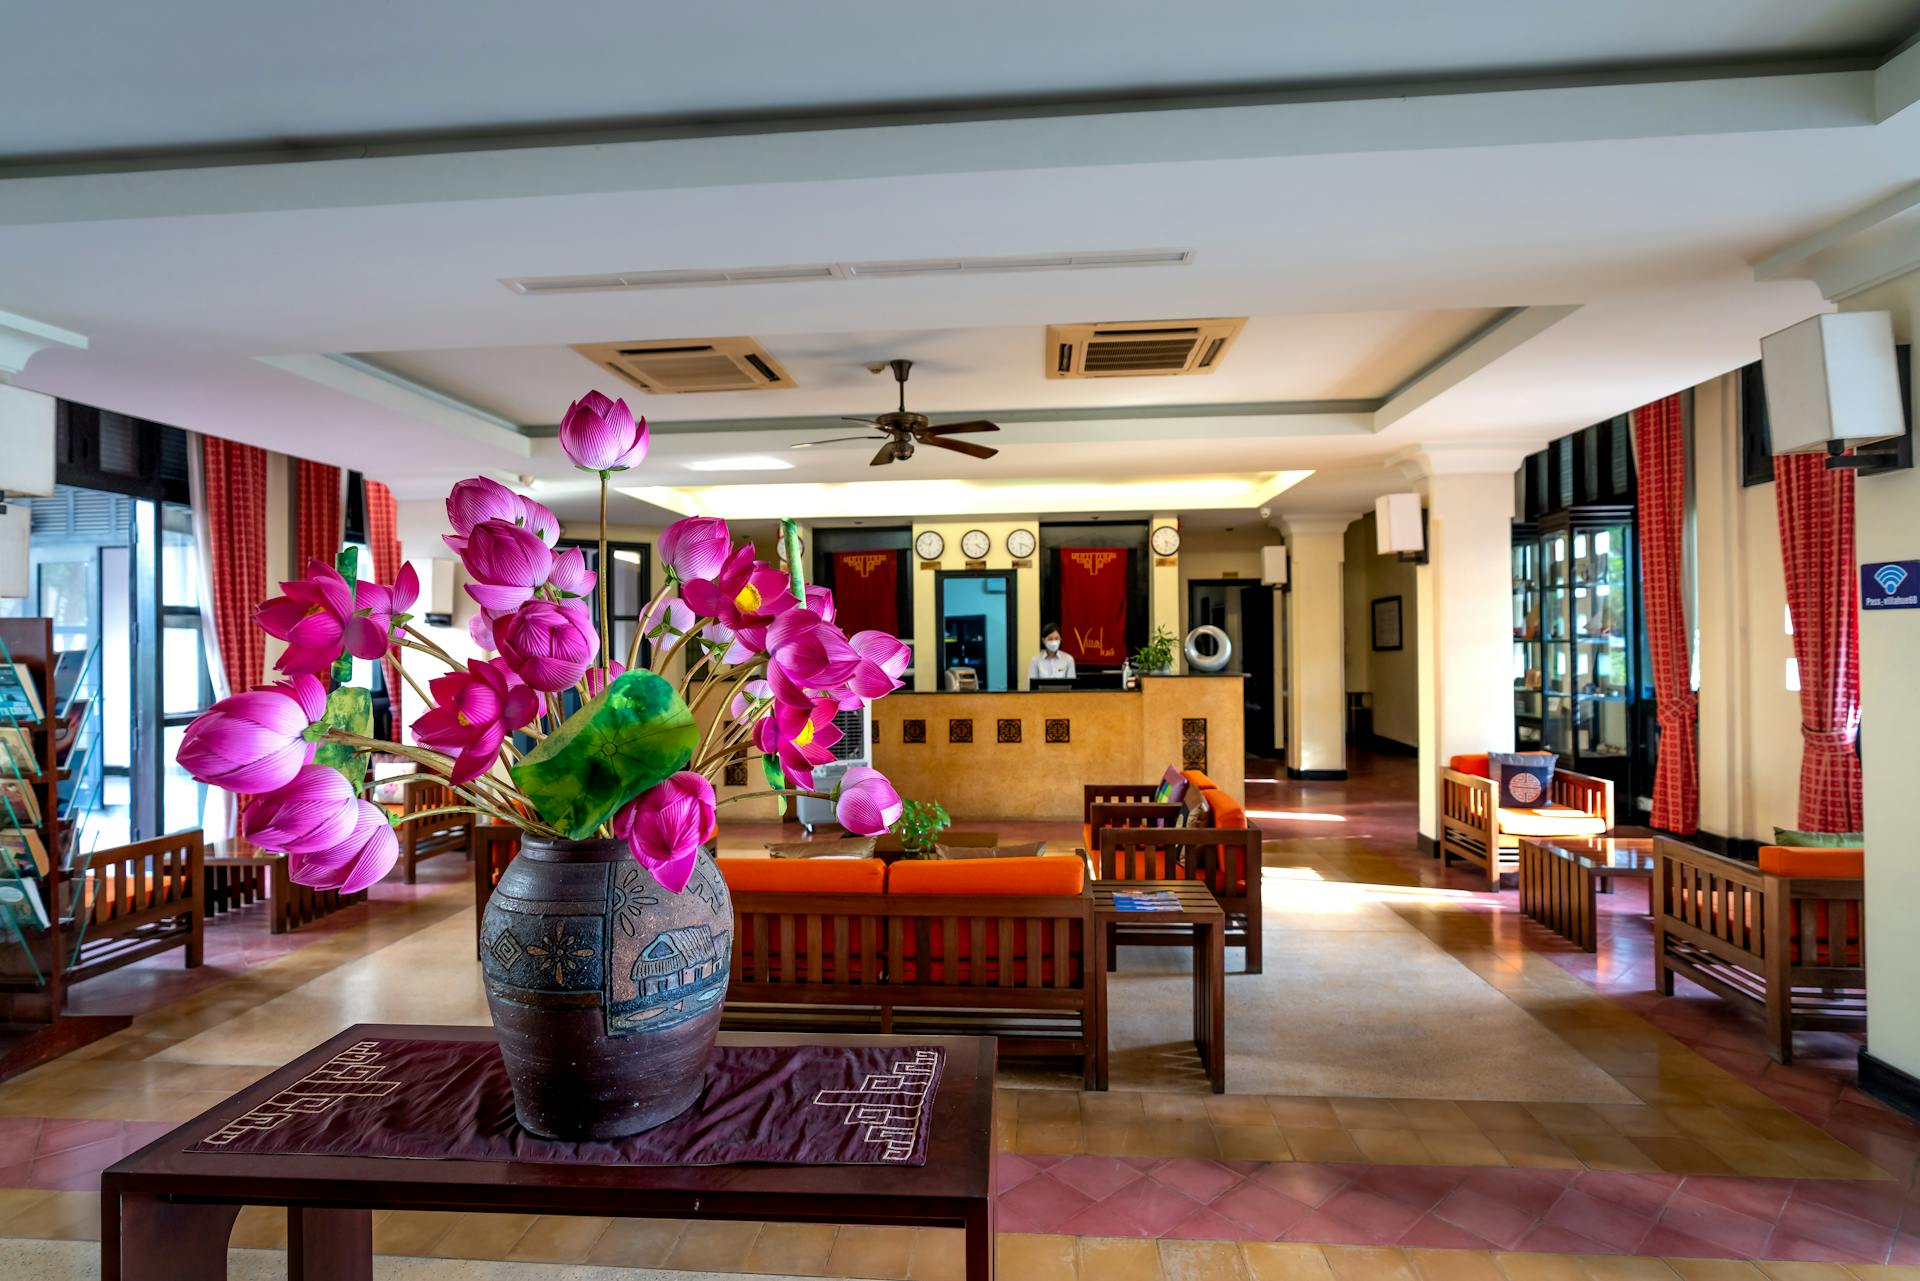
796,702,874,833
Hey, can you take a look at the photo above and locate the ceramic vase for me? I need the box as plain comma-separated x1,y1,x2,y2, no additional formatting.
478,835,732,1140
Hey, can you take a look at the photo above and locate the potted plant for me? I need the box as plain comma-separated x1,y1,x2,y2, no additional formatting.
888,798,951,857
174,389,913,1140
1132,625,1177,675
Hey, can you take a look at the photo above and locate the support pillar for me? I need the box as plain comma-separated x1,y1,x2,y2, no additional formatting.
1280,516,1353,779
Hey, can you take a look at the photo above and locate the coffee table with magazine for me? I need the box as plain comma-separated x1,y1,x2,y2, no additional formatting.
1517,836,1654,951
1090,882,1225,1093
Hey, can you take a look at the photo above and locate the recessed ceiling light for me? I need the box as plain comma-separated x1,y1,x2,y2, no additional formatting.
682,455,795,473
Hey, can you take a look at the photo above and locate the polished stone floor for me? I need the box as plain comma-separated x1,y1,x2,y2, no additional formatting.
3,751,1917,1279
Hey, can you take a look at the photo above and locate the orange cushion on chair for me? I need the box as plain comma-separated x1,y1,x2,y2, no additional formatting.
1202,789,1247,830
886,855,1085,896
1182,770,1218,795
1496,805,1608,838
1450,754,1491,778
1756,846,1864,879
716,857,887,894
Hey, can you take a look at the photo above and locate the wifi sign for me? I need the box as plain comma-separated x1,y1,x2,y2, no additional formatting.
1862,560,1920,611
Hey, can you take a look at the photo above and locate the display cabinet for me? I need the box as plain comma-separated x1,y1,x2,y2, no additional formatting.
1511,528,1543,750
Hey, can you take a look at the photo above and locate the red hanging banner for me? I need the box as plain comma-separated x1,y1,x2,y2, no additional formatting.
832,549,900,637
1059,546,1129,665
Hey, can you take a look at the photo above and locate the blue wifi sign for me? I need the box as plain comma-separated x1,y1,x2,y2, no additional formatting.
1862,560,1920,611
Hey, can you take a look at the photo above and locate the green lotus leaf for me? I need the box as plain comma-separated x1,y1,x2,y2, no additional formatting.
314,685,373,792
509,670,700,839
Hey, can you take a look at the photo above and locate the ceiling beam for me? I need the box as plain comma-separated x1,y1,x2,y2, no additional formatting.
1876,35,1920,120
1754,181,1920,301
257,353,532,458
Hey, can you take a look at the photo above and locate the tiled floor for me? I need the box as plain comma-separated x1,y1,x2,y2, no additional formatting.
2,751,1918,1279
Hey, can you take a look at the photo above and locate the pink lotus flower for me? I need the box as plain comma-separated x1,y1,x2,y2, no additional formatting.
496,599,600,691
243,763,360,853
840,630,913,704
516,496,559,547
411,658,540,784
559,391,649,473
447,477,525,537
658,517,733,583
754,696,842,789
805,584,836,623
640,595,695,646
255,559,358,675
729,678,771,721
457,519,555,613
287,799,399,893
176,674,328,794
584,660,626,698
346,563,419,660
835,767,903,837
546,547,596,600
680,544,796,652
765,608,860,692
469,610,498,652
612,771,715,894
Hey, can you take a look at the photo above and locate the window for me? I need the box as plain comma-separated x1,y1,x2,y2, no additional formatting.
160,504,214,834
1784,604,1800,693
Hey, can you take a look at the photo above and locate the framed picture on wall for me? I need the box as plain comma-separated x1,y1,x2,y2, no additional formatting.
1371,595,1403,652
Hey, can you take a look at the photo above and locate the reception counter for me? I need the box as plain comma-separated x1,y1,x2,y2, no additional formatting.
870,676,1245,820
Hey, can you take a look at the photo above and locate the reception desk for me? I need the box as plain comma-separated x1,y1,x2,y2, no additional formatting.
870,676,1245,820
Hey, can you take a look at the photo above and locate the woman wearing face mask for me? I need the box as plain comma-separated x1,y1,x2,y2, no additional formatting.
1028,622,1076,681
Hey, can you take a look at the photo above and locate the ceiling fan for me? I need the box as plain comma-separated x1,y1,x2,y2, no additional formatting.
790,358,1000,466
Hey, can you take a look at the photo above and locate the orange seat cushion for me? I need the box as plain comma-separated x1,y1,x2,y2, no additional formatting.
1201,788,1247,830
716,857,887,894
1450,754,1491,778
886,855,1085,896
1497,806,1608,838
1757,846,1864,879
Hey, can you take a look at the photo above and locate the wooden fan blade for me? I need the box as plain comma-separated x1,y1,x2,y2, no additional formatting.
921,436,998,460
921,419,1000,436
791,435,883,449
870,441,897,467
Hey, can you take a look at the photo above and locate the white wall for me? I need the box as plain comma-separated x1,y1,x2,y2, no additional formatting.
1344,512,1420,750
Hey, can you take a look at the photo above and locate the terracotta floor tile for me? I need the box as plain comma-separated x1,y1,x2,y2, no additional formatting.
1577,1255,1682,1279
1527,1104,1618,1136
371,1209,460,1256
1464,1103,1554,1135
1489,1131,1586,1170
431,1212,539,1259
506,1214,612,1263
1016,1118,1088,1155
1016,1090,1084,1122
1752,1266,1861,1281
1142,1095,1215,1123
1494,1252,1595,1281
1421,1132,1513,1167
1286,1128,1368,1163
1243,1242,1336,1281
1353,1127,1438,1165
906,1228,966,1281
1218,1125,1298,1162
997,1231,1079,1281
1161,1238,1251,1281
1562,1132,1666,1172
1268,1099,1343,1129
1631,1137,1739,1176
1409,1248,1508,1281
1323,1245,1420,1281
1662,1262,1769,1281
583,1217,686,1269
1330,1099,1407,1130
1209,1095,1284,1126
1078,1235,1166,1281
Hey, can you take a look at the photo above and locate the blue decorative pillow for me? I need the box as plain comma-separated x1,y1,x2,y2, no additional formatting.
1489,751,1557,808
1152,766,1189,805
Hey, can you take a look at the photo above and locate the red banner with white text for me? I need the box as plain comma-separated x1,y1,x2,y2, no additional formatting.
1059,547,1129,665
832,549,900,638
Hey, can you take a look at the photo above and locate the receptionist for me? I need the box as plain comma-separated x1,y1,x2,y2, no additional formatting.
1028,622,1077,681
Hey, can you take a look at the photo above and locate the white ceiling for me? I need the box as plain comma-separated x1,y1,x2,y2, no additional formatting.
2,2,1918,527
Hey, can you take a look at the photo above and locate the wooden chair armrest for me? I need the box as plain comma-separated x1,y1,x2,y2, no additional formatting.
1081,783,1160,820
1087,801,1184,830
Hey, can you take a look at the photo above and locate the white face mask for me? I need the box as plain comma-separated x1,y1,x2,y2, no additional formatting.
1044,639,1060,653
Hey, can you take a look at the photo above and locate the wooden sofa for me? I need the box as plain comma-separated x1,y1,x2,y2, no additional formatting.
386,778,472,884
718,854,1100,1087
1653,838,1865,1064
1438,755,1612,888
70,829,203,982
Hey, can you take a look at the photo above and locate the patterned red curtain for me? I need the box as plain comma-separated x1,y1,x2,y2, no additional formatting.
1058,547,1129,665
199,437,270,695
364,479,405,739
1632,395,1698,833
831,549,899,637
1773,453,1863,832
294,459,342,574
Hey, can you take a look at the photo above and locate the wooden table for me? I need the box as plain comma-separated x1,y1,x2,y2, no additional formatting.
101,1024,998,1281
204,840,362,934
1517,836,1655,951
1091,882,1225,1093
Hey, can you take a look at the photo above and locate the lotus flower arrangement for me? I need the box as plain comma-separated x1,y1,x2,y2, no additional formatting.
175,391,910,897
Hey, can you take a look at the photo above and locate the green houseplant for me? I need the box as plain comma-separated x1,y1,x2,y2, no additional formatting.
892,798,952,855
1133,626,1177,675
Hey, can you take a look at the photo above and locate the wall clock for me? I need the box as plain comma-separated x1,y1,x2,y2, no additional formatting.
776,533,806,562
914,530,946,561
960,529,991,560
1006,528,1036,559
1151,525,1182,556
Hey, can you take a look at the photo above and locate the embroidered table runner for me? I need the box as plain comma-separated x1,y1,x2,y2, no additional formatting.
189,1038,945,1167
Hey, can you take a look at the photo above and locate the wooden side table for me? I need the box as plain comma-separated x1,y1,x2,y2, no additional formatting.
1092,881,1225,1093
204,841,362,934
1518,837,1655,951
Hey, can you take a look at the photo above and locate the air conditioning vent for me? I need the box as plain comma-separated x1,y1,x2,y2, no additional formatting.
571,338,795,395
1046,318,1246,379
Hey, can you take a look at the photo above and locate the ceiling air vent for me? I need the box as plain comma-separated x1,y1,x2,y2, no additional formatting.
1046,318,1245,379
570,337,795,394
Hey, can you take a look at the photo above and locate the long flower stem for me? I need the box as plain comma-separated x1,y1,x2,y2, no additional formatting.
651,624,699,678
716,787,829,809
596,471,610,679
399,629,465,672
627,580,676,671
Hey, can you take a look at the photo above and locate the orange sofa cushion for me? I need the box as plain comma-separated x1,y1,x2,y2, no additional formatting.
1757,846,1864,879
1497,805,1608,838
1182,770,1218,795
886,855,1084,896
1450,754,1491,778
716,857,887,894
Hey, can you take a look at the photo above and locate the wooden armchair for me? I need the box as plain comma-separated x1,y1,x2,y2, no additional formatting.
1438,765,1612,889
1653,838,1865,1064
1080,784,1183,860
392,777,472,884
1096,827,1264,973
69,829,203,982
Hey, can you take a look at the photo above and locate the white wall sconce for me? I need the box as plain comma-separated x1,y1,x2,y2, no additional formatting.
1375,492,1427,563
1760,311,1907,468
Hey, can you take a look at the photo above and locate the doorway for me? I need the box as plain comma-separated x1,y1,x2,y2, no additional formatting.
1187,579,1278,758
934,571,1017,691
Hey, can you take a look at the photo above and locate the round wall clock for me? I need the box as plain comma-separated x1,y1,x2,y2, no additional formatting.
960,529,991,560
914,530,946,561
776,534,806,562
1006,528,1037,559
1151,525,1182,556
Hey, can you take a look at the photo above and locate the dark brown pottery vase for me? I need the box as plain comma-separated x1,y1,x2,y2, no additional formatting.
478,836,731,1140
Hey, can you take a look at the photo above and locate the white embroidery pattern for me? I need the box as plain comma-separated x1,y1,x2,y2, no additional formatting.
809,1049,939,1163
201,1041,400,1145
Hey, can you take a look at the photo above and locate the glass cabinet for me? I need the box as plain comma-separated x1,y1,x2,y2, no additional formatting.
1511,533,1543,749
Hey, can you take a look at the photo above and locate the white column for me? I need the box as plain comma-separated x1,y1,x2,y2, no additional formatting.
1280,516,1353,778
1390,447,1525,845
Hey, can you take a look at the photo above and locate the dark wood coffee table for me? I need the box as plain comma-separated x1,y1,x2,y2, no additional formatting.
1517,836,1655,951
1091,882,1225,1093
101,1024,997,1280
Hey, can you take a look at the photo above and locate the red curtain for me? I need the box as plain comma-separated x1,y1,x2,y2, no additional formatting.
1632,395,1697,834
1058,547,1129,665
295,459,342,574
364,480,405,739
1774,453,1863,832
200,437,270,695
831,550,899,637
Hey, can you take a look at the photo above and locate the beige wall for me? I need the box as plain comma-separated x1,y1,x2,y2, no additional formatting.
1343,513,1421,750
1282,519,1349,774
907,518,1043,691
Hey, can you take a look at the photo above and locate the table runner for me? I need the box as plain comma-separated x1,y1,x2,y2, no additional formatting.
189,1038,944,1166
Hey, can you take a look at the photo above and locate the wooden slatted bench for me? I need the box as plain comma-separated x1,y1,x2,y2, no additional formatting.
70,830,203,981
205,840,364,934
